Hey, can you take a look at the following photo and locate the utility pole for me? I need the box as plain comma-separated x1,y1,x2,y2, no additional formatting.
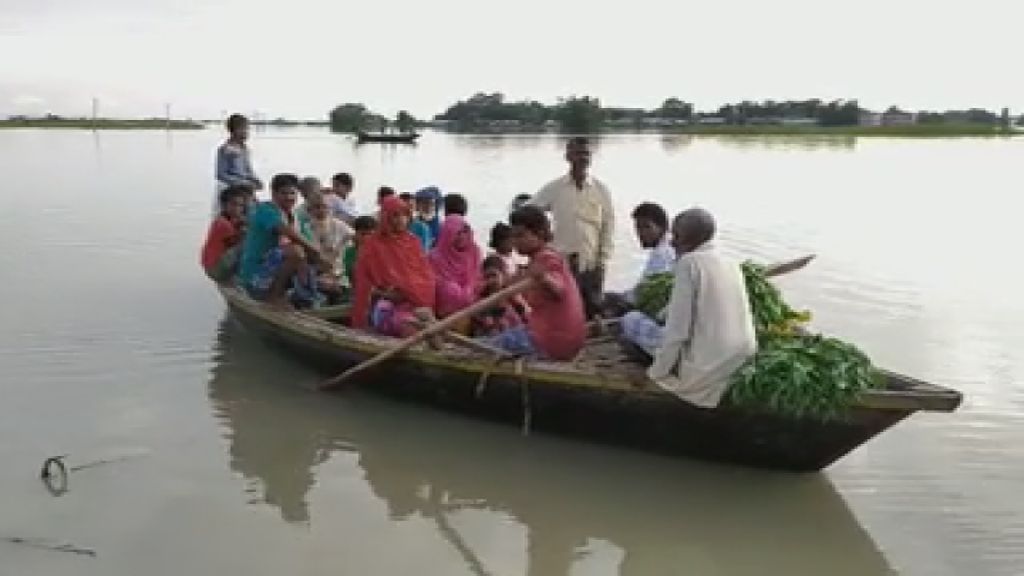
165,102,171,130
91,97,98,130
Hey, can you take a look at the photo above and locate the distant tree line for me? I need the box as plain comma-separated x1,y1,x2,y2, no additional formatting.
433,93,696,132
712,99,861,126
432,95,873,131
327,95,1014,134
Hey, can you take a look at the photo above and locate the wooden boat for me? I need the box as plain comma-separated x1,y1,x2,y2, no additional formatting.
218,285,962,472
356,130,420,144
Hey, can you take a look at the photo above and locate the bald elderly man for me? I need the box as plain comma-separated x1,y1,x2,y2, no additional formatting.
621,208,757,408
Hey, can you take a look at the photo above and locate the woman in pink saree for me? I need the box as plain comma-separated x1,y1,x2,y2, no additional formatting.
428,214,483,325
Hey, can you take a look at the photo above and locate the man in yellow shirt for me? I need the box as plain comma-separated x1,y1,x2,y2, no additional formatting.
530,137,615,317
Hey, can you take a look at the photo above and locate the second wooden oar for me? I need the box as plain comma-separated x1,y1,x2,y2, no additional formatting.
319,277,536,390
764,254,815,277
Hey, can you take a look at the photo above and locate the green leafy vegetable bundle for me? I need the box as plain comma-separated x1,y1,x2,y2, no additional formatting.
728,332,880,420
630,260,880,420
634,272,675,319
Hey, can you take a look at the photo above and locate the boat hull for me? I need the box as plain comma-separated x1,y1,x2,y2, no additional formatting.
222,289,950,472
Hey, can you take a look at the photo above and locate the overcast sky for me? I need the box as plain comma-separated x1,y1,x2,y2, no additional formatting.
2,0,1022,119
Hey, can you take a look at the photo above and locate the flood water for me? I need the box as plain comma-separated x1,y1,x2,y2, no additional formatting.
1,128,1022,575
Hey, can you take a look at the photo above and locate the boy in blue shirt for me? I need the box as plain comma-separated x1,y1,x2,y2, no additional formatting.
239,173,323,308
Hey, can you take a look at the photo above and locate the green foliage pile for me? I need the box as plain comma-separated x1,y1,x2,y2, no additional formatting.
631,261,881,420
633,272,674,319
729,331,879,420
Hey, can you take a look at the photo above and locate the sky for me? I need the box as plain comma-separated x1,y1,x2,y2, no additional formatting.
2,0,1022,120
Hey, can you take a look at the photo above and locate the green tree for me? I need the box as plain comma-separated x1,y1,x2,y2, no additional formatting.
328,103,371,133
817,100,861,126
654,98,694,120
395,110,417,133
554,95,604,133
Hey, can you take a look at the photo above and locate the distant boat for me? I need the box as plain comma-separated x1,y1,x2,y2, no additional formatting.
356,130,420,144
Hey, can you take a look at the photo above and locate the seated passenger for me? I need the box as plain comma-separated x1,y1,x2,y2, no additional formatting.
488,222,527,277
329,172,359,224
399,192,432,251
621,208,757,408
429,214,482,327
237,174,323,308
414,186,443,245
508,193,531,215
306,191,353,272
351,196,437,337
603,202,677,316
484,206,586,361
443,193,468,218
294,176,321,239
343,215,378,288
201,185,249,283
306,191,354,299
471,255,527,338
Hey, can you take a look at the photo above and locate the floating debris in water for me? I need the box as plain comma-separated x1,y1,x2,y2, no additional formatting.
39,450,150,496
2,536,96,557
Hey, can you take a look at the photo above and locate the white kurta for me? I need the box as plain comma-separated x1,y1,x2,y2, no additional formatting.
647,242,757,408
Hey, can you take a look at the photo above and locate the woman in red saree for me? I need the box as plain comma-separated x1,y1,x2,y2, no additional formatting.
428,214,482,319
351,196,436,337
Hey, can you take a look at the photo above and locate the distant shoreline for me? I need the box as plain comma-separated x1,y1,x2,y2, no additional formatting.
1,119,1018,138
431,124,1023,138
0,118,204,130
655,124,1022,137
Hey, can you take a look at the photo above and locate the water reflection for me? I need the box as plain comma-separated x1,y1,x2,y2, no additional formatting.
207,319,893,575
659,134,694,151
708,134,857,151
448,132,610,153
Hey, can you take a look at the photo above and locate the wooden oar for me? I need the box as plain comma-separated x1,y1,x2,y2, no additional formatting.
764,254,815,278
409,318,516,358
319,277,535,390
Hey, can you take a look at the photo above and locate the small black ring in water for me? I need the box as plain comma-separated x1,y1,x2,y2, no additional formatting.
40,456,68,496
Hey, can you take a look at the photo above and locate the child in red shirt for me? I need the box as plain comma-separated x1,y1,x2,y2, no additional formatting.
484,206,586,361
201,186,248,282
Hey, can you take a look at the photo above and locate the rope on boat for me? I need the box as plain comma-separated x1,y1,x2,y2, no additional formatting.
516,357,531,436
475,354,508,399
468,351,530,435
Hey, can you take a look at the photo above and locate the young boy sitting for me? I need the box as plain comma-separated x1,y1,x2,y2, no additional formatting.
201,185,249,283
483,206,586,361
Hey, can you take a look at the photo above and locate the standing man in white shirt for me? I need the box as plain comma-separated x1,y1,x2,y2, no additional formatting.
621,208,757,408
530,137,615,318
